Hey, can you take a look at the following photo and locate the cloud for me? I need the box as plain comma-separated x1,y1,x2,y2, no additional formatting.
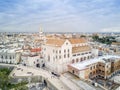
0,0,120,32
101,27,120,32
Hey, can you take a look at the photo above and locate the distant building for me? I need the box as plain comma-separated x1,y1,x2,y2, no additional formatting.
0,48,21,64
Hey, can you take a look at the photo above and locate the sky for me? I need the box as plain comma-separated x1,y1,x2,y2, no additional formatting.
0,0,120,32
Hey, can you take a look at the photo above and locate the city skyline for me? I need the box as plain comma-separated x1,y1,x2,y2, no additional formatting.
0,0,120,32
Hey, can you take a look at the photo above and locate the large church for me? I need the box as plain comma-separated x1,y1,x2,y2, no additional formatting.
42,36,96,73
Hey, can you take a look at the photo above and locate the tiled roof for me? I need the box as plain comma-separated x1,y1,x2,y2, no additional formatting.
46,39,66,47
30,48,41,52
72,46,91,53
69,38,87,44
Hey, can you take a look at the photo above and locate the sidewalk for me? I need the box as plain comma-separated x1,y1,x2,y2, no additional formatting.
60,75,82,90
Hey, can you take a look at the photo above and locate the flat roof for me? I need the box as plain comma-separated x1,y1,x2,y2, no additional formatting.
0,48,21,53
69,55,120,71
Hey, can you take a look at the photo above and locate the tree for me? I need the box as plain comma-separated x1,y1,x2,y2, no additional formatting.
0,68,28,90
80,35,86,38
92,35,99,41
0,69,10,90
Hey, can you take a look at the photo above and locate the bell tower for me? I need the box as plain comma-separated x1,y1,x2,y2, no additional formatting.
39,26,43,39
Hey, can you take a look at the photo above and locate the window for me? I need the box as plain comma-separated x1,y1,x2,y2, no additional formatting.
56,50,58,54
88,56,89,59
44,48,46,51
82,53,84,55
68,54,69,58
6,56,7,59
1,56,3,59
37,59,39,62
84,57,86,60
64,49,66,53
53,57,55,61
102,71,104,73
10,56,11,59
76,59,78,62
77,54,80,56
90,67,92,70
106,65,109,68
89,52,91,54
81,58,83,61
59,56,61,59
56,55,57,59
66,42,68,45
64,54,66,58
53,50,54,53
68,49,69,52
34,61,35,64
73,54,76,56
96,65,98,68
72,59,74,63
96,70,98,73
59,50,61,54
48,55,50,62
90,72,92,75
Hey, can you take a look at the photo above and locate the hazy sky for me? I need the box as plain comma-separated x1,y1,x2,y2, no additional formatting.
0,0,120,32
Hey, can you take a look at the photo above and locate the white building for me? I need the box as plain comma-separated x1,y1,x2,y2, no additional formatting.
0,48,21,64
42,38,94,73
21,48,44,67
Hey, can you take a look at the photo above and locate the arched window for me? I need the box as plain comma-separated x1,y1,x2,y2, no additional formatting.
6,56,7,59
84,57,86,60
37,59,39,62
88,56,89,59
72,59,74,63
10,56,12,59
64,54,66,58
59,50,61,54
68,54,69,58
68,49,69,52
76,58,78,62
1,55,3,59
34,61,35,64
81,58,83,61
64,49,66,53
13,56,14,59
48,55,50,62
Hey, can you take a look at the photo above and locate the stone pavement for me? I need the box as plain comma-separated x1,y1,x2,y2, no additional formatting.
63,72,103,90
60,75,81,90
10,65,71,90
111,74,120,84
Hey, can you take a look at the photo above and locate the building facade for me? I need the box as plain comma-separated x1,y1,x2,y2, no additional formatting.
68,55,120,80
0,48,21,64
42,38,94,73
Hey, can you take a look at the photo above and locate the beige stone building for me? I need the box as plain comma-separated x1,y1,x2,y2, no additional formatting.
68,55,120,80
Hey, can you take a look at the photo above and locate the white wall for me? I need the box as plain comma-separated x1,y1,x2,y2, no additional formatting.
79,70,85,79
